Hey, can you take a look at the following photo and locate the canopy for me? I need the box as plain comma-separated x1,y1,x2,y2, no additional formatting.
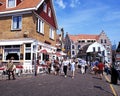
40,49,48,54
55,52,61,56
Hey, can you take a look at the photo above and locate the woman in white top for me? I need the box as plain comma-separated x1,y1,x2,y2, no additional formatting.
70,59,76,78
63,58,69,77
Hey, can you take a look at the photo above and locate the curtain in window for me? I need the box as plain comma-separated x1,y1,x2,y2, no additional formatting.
37,19,44,34
13,16,21,29
49,28,54,39
8,0,15,7
18,16,22,29
49,28,52,38
13,16,17,29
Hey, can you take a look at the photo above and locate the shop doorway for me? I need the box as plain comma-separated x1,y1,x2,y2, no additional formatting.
43,54,49,61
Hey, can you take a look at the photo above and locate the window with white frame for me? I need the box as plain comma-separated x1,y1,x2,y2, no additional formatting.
7,0,16,8
93,47,95,52
43,2,47,13
72,51,75,55
48,8,51,17
25,43,31,60
49,27,54,39
37,18,44,34
12,16,22,30
72,45,74,49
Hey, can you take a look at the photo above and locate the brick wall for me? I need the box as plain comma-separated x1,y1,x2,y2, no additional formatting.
0,13,57,46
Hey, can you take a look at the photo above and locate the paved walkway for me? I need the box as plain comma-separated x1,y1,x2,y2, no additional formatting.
0,69,117,96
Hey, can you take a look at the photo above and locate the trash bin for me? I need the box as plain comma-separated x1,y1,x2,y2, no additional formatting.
111,67,118,84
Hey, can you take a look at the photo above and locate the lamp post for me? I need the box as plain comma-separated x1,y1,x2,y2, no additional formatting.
34,40,38,76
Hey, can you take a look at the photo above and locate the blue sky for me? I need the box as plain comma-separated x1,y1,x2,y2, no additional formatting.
53,0,120,45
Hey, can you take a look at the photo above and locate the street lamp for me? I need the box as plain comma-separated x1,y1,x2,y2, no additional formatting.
34,40,38,76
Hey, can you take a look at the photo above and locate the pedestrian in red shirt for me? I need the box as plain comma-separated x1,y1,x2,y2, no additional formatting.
97,61,105,79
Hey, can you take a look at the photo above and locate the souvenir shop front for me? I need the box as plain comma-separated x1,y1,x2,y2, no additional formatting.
0,38,56,73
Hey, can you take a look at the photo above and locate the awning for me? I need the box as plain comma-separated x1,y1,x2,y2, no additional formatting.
40,49,48,54
55,52,61,56
60,51,66,56
0,40,23,45
0,39,34,46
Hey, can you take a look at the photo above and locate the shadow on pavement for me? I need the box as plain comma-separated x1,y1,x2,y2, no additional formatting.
94,85,114,96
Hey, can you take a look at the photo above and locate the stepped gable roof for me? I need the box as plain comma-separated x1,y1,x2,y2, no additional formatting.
0,0,42,12
69,34,99,42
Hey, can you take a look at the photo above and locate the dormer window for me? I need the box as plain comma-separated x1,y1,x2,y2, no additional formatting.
7,0,16,8
43,2,47,13
48,8,51,17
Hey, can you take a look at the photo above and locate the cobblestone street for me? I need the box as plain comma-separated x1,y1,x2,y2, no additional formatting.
0,69,115,96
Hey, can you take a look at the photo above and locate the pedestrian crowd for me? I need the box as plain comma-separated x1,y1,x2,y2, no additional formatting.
0,56,117,81
36,57,108,79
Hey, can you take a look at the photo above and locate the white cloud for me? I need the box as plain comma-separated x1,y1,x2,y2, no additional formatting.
70,0,81,8
55,0,66,9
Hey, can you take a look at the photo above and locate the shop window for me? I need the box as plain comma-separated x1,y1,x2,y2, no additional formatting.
25,43,31,60
4,47,20,60
6,53,19,60
25,53,31,60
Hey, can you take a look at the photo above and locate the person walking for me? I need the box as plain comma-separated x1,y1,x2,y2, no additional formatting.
54,59,60,75
63,58,69,77
46,59,51,74
81,59,86,74
70,59,76,78
7,59,16,80
97,61,105,79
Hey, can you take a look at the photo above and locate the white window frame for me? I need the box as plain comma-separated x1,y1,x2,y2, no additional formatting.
43,2,47,13
11,16,22,30
49,27,54,40
7,0,16,8
25,43,31,60
48,7,51,17
37,18,44,34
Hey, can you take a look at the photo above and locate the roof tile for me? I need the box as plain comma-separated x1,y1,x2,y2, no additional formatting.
69,34,99,42
0,0,42,12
